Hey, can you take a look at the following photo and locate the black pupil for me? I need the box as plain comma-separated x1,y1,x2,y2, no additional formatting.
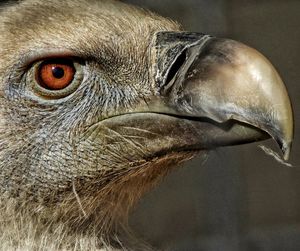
52,66,65,79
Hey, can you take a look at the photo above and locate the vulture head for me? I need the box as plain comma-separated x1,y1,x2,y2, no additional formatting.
0,0,293,249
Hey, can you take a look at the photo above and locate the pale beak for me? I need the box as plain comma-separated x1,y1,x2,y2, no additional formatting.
150,32,293,160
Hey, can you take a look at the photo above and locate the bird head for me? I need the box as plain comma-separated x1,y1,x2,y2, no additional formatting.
0,0,293,241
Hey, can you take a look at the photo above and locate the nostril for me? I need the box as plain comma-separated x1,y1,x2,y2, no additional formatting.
165,49,187,85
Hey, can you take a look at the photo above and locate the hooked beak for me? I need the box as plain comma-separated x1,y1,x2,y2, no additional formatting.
148,32,293,160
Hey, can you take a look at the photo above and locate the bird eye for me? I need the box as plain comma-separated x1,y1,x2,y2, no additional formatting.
32,58,83,99
36,59,75,90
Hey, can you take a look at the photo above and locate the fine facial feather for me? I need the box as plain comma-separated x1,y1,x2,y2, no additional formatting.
0,0,182,198
0,0,190,250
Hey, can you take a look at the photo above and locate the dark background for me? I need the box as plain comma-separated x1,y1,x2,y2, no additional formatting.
123,1,300,250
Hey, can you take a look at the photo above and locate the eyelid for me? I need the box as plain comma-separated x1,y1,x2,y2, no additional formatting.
16,48,78,70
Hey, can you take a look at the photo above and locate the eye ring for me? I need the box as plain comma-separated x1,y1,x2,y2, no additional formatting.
32,58,83,99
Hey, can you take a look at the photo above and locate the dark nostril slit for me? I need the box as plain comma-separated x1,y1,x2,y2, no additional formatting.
165,49,187,84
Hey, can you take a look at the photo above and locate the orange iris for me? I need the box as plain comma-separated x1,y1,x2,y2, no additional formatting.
37,59,75,90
